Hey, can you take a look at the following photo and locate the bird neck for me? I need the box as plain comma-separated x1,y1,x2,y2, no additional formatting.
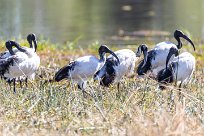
9,49,15,55
16,45,27,53
136,47,142,57
29,41,33,49
27,38,37,52
99,52,106,64
175,35,182,49
7,41,27,55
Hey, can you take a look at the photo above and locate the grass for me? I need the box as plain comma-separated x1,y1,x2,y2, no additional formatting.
0,39,204,135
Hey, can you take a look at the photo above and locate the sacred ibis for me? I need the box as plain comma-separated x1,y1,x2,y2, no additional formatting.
1,33,39,86
0,40,40,92
137,30,195,78
20,33,39,86
93,48,141,89
157,47,196,90
54,45,120,96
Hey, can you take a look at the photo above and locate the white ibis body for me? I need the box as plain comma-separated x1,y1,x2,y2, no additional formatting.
157,47,195,89
94,49,138,87
137,30,195,77
0,34,39,83
54,45,120,92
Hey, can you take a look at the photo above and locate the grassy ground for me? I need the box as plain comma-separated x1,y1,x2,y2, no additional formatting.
0,39,204,135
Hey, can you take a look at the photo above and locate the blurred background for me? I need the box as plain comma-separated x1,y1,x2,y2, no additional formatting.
0,0,203,46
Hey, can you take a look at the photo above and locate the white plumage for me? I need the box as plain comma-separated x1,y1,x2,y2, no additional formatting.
0,34,39,79
4,50,40,79
137,30,195,78
0,38,40,92
94,49,138,87
65,56,107,88
157,48,195,89
149,42,177,69
54,45,120,92
172,52,195,83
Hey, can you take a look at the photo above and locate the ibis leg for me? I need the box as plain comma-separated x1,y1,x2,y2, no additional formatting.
13,78,16,93
178,82,183,101
8,80,12,90
25,77,28,87
117,82,120,93
116,82,120,98
20,80,23,88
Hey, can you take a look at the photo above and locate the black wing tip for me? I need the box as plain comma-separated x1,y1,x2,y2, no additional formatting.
54,62,75,82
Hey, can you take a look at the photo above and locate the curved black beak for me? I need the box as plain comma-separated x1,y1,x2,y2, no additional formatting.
166,47,179,69
180,34,195,51
108,50,120,66
33,40,37,52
